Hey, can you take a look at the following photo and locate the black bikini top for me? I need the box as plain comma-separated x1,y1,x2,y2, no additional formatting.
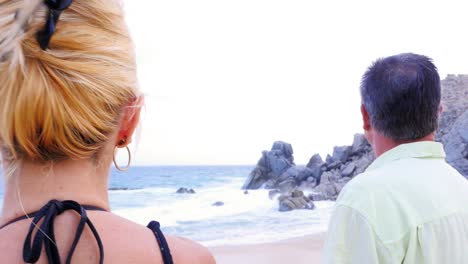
0,200,174,264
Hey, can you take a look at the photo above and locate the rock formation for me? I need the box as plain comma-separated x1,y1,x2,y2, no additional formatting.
436,74,468,176
307,134,375,201
212,201,225,207
442,111,468,176
175,187,196,194
244,74,467,210
243,134,375,203
241,141,295,190
278,190,315,212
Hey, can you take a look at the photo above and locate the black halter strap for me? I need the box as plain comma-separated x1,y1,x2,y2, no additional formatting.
147,221,174,264
1,200,106,264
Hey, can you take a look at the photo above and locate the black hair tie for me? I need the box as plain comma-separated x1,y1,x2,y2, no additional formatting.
36,0,73,50
22,200,104,264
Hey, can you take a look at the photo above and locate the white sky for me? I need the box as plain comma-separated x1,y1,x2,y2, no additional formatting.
120,0,468,165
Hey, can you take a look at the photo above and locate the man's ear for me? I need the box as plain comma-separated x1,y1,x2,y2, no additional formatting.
115,96,144,147
361,104,371,131
439,104,444,115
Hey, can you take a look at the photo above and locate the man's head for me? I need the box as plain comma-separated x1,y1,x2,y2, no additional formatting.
360,53,441,153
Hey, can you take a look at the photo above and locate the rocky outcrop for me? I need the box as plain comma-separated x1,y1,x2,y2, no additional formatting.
306,134,375,201
436,75,468,140
278,190,315,212
242,141,295,190
436,74,468,177
243,134,375,202
212,201,225,207
442,111,468,176
242,140,327,192
176,187,196,194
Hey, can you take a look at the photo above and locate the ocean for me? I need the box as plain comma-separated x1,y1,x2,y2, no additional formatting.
0,166,334,246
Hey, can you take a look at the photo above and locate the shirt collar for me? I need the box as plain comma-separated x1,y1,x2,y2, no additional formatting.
366,141,446,171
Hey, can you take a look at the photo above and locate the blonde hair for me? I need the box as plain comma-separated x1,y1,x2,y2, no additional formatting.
0,0,138,164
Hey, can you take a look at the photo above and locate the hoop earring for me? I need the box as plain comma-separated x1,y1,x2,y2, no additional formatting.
113,146,131,172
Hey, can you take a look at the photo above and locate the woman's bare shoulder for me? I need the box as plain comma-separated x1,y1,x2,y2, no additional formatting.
95,213,216,263
166,235,216,264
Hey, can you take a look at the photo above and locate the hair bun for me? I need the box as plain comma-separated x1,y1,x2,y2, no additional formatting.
0,0,139,163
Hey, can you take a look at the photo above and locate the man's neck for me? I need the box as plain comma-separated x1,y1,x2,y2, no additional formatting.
372,133,436,157
0,158,111,226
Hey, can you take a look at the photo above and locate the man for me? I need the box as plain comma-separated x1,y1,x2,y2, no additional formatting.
322,53,468,263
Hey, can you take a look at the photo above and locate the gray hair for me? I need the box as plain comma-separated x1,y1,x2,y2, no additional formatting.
360,53,441,140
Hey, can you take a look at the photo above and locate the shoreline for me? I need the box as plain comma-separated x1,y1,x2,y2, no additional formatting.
209,232,325,264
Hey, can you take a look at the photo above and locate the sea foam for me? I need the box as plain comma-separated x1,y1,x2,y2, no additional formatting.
111,175,334,246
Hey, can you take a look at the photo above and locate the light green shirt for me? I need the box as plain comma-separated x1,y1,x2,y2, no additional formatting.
322,141,468,264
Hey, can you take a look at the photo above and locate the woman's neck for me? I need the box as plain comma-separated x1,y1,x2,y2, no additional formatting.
1,158,111,226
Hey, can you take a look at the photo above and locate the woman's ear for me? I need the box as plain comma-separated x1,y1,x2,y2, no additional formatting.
115,96,144,147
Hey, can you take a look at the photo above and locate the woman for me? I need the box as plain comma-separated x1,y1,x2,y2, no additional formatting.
0,0,215,263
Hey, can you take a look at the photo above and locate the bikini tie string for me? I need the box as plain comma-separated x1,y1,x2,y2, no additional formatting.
22,199,104,264
36,0,73,50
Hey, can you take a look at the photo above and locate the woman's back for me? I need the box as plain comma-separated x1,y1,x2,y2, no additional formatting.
0,211,212,263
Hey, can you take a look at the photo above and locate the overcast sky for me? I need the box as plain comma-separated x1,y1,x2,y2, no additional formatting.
120,0,468,165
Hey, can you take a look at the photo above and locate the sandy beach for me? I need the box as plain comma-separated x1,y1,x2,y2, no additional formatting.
210,233,325,264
